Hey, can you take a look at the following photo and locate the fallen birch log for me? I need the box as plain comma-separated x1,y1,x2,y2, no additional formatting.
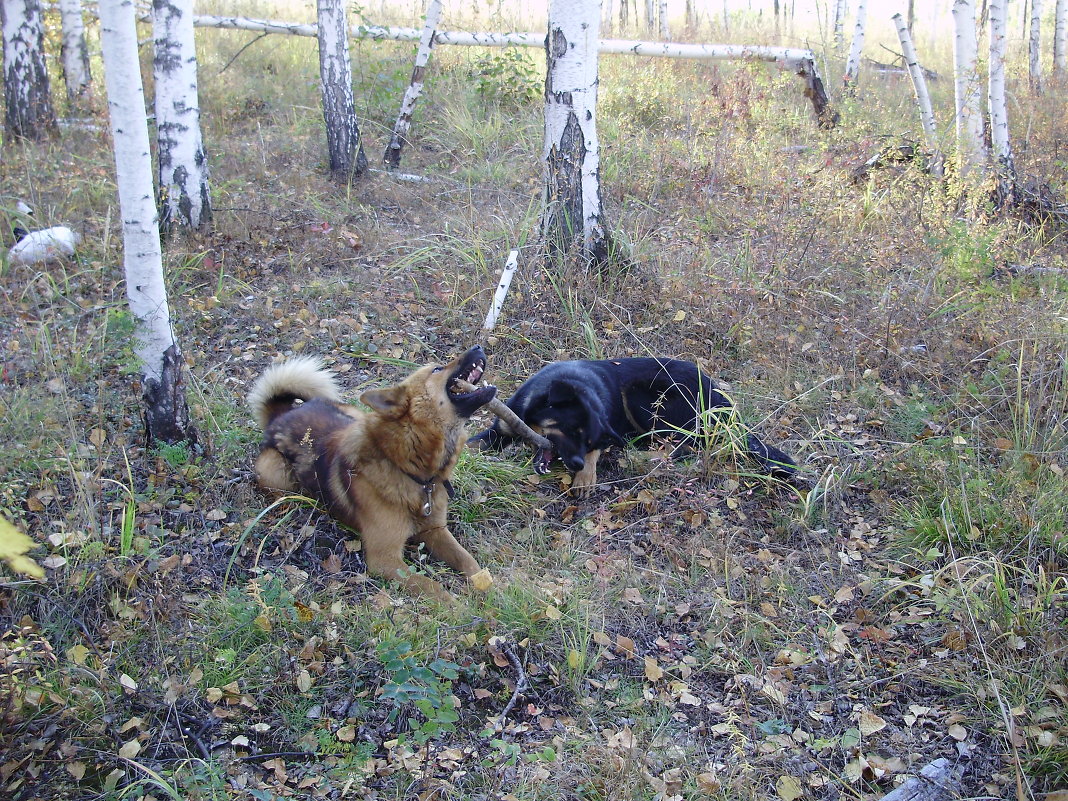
483,250,519,331
456,378,552,453
191,15,836,126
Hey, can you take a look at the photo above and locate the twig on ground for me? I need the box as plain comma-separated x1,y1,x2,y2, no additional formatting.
494,639,528,732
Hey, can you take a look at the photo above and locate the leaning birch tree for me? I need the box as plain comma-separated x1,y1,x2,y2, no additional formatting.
1,0,56,141
843,0,867,91
1029,0,1044,92
100,0,197,445
316,0,367,181
893,12,940,175
952,0,986,179
58,0,91,101
384,0,442,170
988,0,1016,205
543,0,611,266
1056,0,1067,76
154,0,212,231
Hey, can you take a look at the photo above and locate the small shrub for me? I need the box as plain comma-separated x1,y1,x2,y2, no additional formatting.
471,50,541,106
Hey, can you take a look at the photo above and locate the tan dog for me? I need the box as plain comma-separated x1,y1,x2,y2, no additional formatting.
248,346,496,602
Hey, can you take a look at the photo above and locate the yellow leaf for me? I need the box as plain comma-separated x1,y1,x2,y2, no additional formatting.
545,603,562,620
643,656,664,682
118,738,141,759
67,644,90,666
567,649,582,669
858,709,887,736
296,670,313,693
947,723,968,741
66,761,86,781
336,725,356,742
673,310,686,322
776,775,804,801
0,516,44,579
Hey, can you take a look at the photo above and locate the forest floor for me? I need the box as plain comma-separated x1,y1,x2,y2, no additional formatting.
1,11,1067,801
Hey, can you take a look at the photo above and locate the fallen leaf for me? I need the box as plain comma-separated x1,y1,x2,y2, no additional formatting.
948,723,968,741
296,670,313,693
644,656,664,681
859,709,887,736
322,553,342,573
336,725,356,742
118,738,141,759
469,568,493,591
776,774,804,801
622,587,644,605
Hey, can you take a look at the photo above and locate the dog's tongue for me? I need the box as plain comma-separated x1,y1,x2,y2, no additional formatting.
468,364,483,384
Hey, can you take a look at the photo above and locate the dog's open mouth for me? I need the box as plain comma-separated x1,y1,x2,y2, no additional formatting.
446,346,498,415
447,357,486,398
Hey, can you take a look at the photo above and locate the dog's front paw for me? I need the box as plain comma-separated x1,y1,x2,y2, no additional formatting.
569,470,598,497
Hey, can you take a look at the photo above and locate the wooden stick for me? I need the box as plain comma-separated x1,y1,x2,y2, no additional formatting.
456,378,552,451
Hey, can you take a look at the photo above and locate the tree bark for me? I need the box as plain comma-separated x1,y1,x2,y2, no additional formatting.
658,0,669,39
952,0,986,179
988,0,1016,206
58,0,91,101
893,12,940,173
1029,0,1044,92
99,0,197,445
1,0,57,141
833,0,846,50
543,0,611,267
316,0,367,181
844,0,867,91
384,0,441,170
154,0,212,232
1056,0,1067,76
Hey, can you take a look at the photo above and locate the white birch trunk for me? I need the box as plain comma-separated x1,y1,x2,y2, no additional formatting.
544,0,609,264
645,0,654,34
843,0,867,91
384,0,441,170
316,0,367,181
988,0,1016,203
892,14,938,155
1029,0,1044,92
1056,0,1068,75
952,0,987,179
153,0,212,231
658,0,668,39
603,0,614,33
2,0,56,140
100,0,196,444
833,0,846,50
59,0,91,101
482,250,519,331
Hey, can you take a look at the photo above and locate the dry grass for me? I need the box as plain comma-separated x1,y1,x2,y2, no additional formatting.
1,4,1066,801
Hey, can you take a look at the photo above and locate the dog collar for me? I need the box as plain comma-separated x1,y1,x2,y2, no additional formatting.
405,473,456,516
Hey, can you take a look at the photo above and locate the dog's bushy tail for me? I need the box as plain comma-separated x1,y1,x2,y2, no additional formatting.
248,356,341,428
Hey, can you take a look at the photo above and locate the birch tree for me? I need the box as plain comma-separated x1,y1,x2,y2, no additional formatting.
843,0,867,91
1,0,56,141
893,13,941,176
316,0,367,181
1056,0,1067,76
988,0,1016,205
543,0,611,265
154,0,212,232
833,0,847,50
1029,0,1043,92
384,0,441,170
59,0,91,101
952,0,986,179
99,0,197,445
658,0,668,39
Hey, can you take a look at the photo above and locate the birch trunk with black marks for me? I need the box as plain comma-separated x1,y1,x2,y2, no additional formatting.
952,0,986,179
543,0,611,267
100,0,197,445
384,0,441,170
833,0,846,50
843,0,867,91
893,12,940,173
1029,0,1044,92
316,0,367,181
1056,0,1067,76
59,0,91,101
154,0,212,232
658,0,668,39
988,0,1016,205
644,0,654,34
1,0,56,141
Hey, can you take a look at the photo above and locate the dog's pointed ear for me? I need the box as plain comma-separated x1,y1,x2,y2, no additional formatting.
361,386,408,417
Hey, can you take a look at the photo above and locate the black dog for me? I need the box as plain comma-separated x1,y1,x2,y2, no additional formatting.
470,358,796,494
